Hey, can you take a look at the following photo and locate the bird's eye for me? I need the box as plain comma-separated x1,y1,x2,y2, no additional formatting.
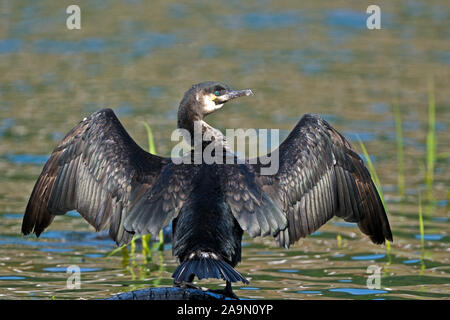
214,90,220,96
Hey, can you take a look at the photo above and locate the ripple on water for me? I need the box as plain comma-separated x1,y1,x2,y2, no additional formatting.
168,3,187,19
414,234,444,241
402,259,421,264
84,253,105,258
436,200,448,208
0,276,26,280
256,251,274,255
43,267,102,273
221,11,303,30
0,39,23,54
130,32,177,59
33,38,109,54
326,10,367,30
2,213,22,220
147,86,165,99
351,254,386,261
297,290,322,294
0,118,16,136
114,104,134,116
278,269,299,273
329,288,387,295
201,44,219,59
40,248,73,253
5,153,49,165
333,221,357,228
344,131,376,142
0,0,448,302
66,210,81,218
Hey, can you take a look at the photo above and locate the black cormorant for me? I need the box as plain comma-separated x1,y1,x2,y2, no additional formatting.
22,81,393,298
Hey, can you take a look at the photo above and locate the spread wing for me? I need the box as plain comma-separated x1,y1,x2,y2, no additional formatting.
22,109,189,245
228,114,392,248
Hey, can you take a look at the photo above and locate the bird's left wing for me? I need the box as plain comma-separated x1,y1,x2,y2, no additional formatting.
221,114,392,248
254,114,393,248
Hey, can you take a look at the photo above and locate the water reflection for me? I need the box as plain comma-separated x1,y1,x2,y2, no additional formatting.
403,259,421,265
221,11,303,29
40,248,73,253
351,254,386,261
0,276,25,280
414,234,444,241
0,0,448,300
5,154,49,165
329,288,388,296
297,290,322,294
43,267,101,273
0,39,23,54
33,39,109,54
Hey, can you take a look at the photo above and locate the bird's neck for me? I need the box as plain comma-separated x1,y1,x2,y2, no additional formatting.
178,118,231,154
201,120,229,148
177,109,201,136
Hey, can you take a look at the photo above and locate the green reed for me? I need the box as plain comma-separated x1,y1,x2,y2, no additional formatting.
336,234,342,249
418,192,426,274
357,138,385,209
106,234,144,258
357,138,390,251
393,99,405,198
425,79,436,201
141,121,165,253
142,121,157,155
418,192,425,251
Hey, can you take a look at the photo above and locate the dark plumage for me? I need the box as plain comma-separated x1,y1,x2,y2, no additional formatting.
22,81,392,298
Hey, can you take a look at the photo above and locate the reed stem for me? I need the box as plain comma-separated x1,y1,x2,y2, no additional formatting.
425,79,436,201
393,99,405,197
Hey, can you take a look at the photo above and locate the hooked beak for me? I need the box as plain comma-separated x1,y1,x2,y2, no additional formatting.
215,89,254,104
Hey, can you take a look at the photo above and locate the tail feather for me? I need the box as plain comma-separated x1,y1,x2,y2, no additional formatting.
172,253,248,284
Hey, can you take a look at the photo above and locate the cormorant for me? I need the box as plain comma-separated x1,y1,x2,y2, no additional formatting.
22,81,393,298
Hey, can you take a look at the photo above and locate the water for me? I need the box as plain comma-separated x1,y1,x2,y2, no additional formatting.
0,0,449,300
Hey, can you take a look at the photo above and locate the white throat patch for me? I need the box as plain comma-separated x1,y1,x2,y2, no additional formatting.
197,92,223,114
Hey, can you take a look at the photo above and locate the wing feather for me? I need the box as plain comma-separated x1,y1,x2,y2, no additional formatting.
21,108,185,245
251,114,392,247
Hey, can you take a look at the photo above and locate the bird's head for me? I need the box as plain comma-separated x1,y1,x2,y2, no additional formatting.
177,81,253,129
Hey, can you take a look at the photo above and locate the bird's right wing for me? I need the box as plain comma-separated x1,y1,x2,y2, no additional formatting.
22,109,191,245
